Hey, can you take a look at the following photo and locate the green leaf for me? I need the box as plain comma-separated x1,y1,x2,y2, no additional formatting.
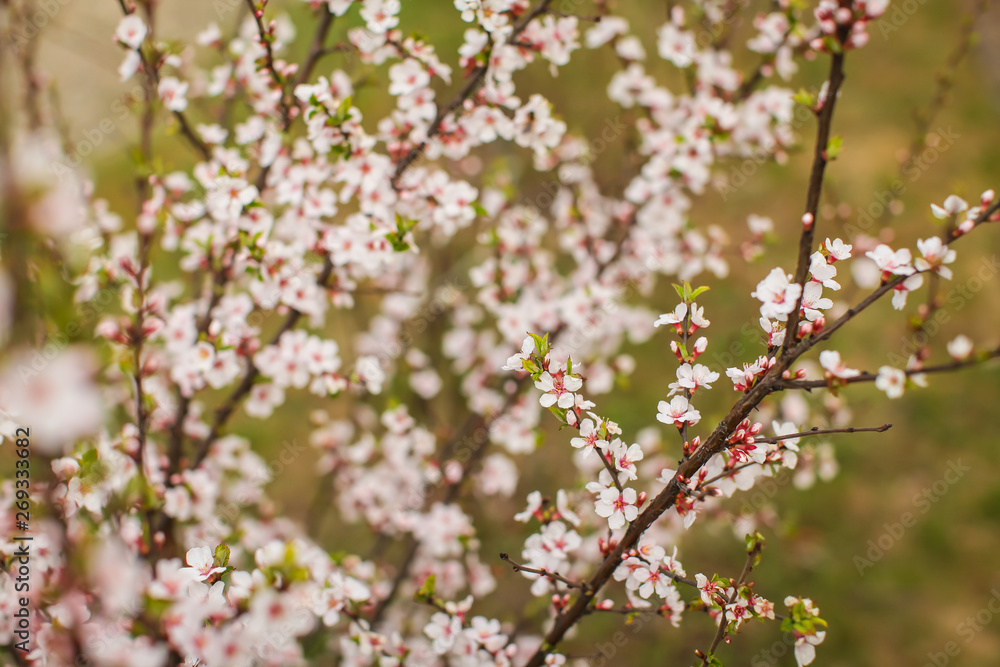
792,88,816,108
690,285,711,300
214,543,231,568
415,575,436,602
826,136,843,160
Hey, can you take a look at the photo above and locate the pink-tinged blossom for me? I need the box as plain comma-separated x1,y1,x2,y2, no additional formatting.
689,303,710,328
875,366,905,399
695,573,724,606
180,546,226,582
534,371,583,409
930,194,968,219
585,15,628,48
118,50,141,81
570,417,608,457
611,439,644,481
654,303,687,330
726,355,775,392
760,318,786,347
115,15,147,49
388,59,430,96
0,347,103,456
158,77,189,112
825,237,852,260
656,396,701,427
360,0,400,33
865,244,915,276
425,612,463,654
819,350,860,379
891,273,924,310
808,251,840,290
513,491,543,523
947,335,974,360
669,363,719,394
594,486,638,530
752,268,802,321
630,562,672,599
657,23,696,68
800,282,833,322
915,237,957,279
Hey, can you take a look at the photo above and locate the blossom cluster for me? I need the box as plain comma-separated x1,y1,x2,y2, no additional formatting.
0,0,995,666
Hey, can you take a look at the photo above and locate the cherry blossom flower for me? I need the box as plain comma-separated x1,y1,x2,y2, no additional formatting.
825,237,852,260
891,273,924,310
809,251,840,290
915,237,957,279
570,417,608,457
669,363,719,394
158,77,189,112
535,371,583,409
115,15,147,49
631,562,673,599
180,546,226,582
611,440,644,481
875,366,905,398
752,267,802,321
594,486,638,529
796,286,829,325
930,194,968,219
819,350,860,379
865,244,915,276
656,396,701,427
947,334,974,360
657,23,696,68
654,303,687,330
694,573,724,606
425,612,463,654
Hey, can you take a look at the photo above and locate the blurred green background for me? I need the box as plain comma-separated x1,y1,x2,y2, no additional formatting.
16,0,1000,665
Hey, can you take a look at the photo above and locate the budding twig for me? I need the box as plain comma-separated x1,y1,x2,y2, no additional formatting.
500,553,589,592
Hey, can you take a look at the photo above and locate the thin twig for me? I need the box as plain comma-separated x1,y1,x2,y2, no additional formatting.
500,553,589,591
701,540,763,664
777,349,1000,391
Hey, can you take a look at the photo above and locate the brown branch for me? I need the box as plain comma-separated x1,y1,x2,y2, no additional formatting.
781,32,849,355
